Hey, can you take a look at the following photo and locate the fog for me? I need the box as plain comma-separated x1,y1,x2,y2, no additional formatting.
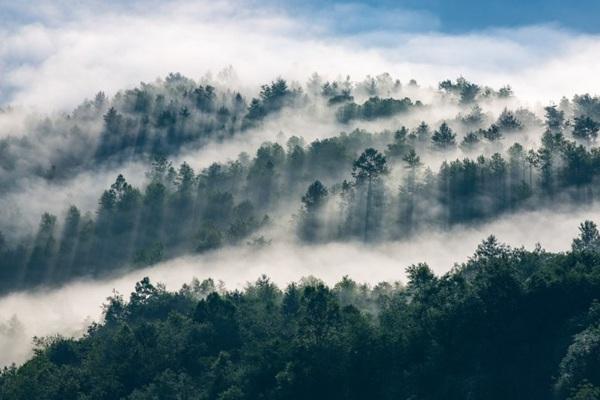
0,162,151,238
0,80,526,237
1,201,598,367
3,1,600,111
3,0,600,381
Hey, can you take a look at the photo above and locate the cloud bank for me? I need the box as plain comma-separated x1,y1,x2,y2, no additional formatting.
1,1,600,111
2,0,600,370
1,202,600,367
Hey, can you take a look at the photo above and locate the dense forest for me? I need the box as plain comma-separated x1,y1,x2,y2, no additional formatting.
3,74,600,293
2,226,600,399
1,73,600,399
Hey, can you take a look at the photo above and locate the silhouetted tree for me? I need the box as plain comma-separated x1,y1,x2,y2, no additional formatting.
352,148,388,241
431,122,457,150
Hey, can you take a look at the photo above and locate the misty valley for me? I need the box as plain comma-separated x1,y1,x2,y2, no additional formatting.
1,72,600,399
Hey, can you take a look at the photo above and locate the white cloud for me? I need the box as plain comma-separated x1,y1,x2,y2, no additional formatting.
1,200,598,366
2,0,600,370
1,0,600,111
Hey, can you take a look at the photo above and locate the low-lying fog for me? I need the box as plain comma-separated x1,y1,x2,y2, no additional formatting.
1,202,599,367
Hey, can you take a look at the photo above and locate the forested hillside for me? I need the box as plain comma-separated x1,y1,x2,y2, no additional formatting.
6,0,600,397
2,75,600,293
2,226,600,400
2,74,600,399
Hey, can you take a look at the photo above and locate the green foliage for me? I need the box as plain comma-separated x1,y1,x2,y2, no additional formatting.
301,181,328,212
482,123,502,141
402,148,421,169
336,96,415,123
8,75,600,294
3,234,600,399
496,108,522,131
573,116,600,143
351,148,387,182
545,105,566,132
196,225,224,253
385,127,411,159
572,221,600,253
299,181,329,241
431,122,457,150
460,104,486,126
439,76,481,103
133,242,164,266
7,72,600,400
0,161,264,292
460,131,481,151
243,79,299,127
6,108,600,292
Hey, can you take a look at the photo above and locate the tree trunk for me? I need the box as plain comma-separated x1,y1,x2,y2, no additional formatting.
529,165,533,188
364,177,372,242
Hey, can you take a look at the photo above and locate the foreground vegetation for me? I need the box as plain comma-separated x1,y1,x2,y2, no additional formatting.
2,222,600,399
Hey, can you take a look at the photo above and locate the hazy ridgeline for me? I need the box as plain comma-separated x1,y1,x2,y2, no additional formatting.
5,0,600,397
1,73,600,399
3,74,600,293
2,226,600,399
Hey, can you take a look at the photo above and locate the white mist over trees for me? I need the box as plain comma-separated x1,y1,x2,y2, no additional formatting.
0,71,600,399
2,73,600,294
2,1,600,398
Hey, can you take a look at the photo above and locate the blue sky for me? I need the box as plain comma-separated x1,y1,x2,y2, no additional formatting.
266,0,599,34
424,0,598,32
2,0,598,34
